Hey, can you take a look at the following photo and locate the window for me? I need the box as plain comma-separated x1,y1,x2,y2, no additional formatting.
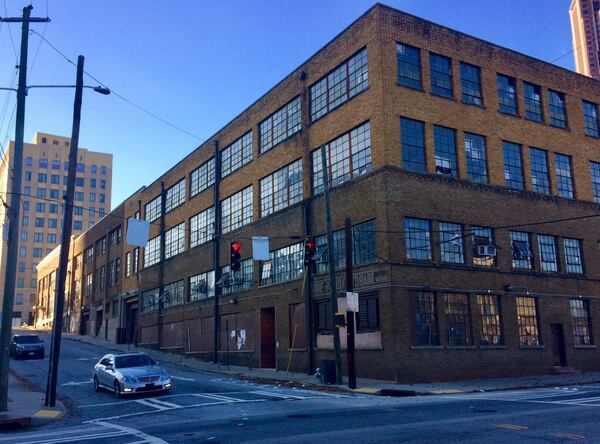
444,293,471,346
33,248,42,258
22,201,29,211
145,195,161,222
396,43,421,89
503,141,524,190
91,164,97,174
25,156,32,167
316,300,333,333
400,117,426,173
125,252,131,278
165,179,185,212
433,125,457,177
16,294,23,305
471,226,495,266
439,222,464,263
429,53,453,98
221,131,253,177
73,220,82,230
524,82,543,122
548,90,567,128
74,191,83,201
310,47,368,121
142,288,159,312
100,179,106,189
37,188,46,198
39,158,48,168
510,231,533,270
75,177,84,187
190,158,215,198
190,206,215,248
23,186,30,196
50,189,59,199
63,176,68,185
22,216,28,227
47,233,56,243
259,96,301,153
591,161,600,203
554,153,574,198
144,235,161,268
99,193,105,203
516,296,540,346
38,173,47,183
314,219,377,273
36,203,45,212
25,171,31,182
404,218,431,260
260,242,303,285
464,132,487,183
35,217,44,227
563,238,583,274
189,270,215,301
98,266,106,291
34,232,43,242
20,231,27,241
497,74,518,115
133,248,139,274
583,100,600,137
17,278,24,288
460,62,482,106
163,280,184,308
477,294,503,345
107,262,114,288
48,219,57,228
357,293,379,332
51,174,59,184
570,299,593,345
84,273,94,297
221,259,253,295
221,186,253,234
538,235,559,272
74,206,83,215
311,122,372,194
529,147,550,194
260,159,302,217
76,163,85,173
100,165,107,175
19,247,26,257
63,161,68,170
164,223,185,259
84,247,94,264
413,291,439,345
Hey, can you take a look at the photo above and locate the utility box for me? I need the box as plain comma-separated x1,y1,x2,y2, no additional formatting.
321,360,336,384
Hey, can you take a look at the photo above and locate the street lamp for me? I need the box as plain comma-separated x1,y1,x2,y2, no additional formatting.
0,85,111,95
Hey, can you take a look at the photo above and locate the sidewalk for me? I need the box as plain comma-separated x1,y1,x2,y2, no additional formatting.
0,372,65,429
64,332,600,396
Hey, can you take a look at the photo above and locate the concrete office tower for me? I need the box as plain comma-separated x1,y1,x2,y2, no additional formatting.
0,132,112,326
570,0,600,80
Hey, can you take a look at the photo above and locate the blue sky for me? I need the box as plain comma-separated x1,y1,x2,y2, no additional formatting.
0,0,575,206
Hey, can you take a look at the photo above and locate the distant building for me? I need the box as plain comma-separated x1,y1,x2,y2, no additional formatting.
0,132,112,326
570,0,600,80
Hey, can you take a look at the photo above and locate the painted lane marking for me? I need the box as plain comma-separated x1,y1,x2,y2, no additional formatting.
494,423,528,430
550,432,586,440
0,425,111,443
251,390,310,400
195,393,247,402
93,420,168,444
136,399,172,411
144,398,182,408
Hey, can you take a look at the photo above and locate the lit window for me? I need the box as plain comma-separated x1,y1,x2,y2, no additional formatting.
477,294,503,345
570,299,593,345
260,159,302,217
516,296,540,346
221,131,252,177
221,186,253,234
444,293,471,346
396,43,421,89
259,96,301,153
310,47,368,121
311,122,372,194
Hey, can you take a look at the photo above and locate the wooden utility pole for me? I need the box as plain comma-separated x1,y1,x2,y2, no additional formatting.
0,6,50,412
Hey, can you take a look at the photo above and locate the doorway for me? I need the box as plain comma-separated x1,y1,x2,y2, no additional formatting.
551,323,567,367
95,310,103,337
80,312,89,335
125,301,139,345
260,307,276,368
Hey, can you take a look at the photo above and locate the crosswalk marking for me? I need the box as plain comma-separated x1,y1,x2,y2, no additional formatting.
194,392,247,402
136,399,172,411
451,387,600,407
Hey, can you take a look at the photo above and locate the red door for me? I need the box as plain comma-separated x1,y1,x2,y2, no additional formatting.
260,307,276,368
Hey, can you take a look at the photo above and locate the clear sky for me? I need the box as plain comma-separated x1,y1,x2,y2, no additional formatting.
0,0,575,206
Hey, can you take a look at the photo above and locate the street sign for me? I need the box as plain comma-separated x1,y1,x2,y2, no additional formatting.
346,291,359,312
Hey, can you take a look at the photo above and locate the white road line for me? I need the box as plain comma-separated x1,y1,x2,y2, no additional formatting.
94,420,169,444
194,393,247,402
251,390,307,400
145,398,182,408
61,379,94,386
136,398,172,410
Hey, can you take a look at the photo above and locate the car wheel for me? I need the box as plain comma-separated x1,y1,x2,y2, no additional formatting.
113,380,121,399
93,376,100,392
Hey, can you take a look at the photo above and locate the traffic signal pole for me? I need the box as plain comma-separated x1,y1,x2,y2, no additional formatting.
0,6,50,412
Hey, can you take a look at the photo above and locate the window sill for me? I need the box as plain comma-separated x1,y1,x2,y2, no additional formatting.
499,110,520,118
480,345,507,350
519,345,545,350
431,92,455,101
410,345,443,350
524,117,545,125
461,100,485,109
446,345,477,350
550,123,570,131
574,345,597,349
396,81,425,92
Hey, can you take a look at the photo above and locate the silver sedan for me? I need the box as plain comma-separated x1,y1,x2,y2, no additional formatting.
93,352,172,398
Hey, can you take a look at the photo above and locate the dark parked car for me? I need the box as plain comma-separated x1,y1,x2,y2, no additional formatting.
10,334,44,359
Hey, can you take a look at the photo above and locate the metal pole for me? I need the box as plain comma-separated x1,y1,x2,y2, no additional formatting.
157,182,166,349
303,203,314,375
344,218,356,389
212,140,221,364
45,55,85,407
319,144,343,385
0,6,32,412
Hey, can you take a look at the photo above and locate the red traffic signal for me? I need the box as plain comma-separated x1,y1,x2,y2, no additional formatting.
230,241,241,271
304,239,317,266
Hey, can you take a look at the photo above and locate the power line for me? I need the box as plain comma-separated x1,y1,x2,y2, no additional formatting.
29,29,204,142
2,0,18,62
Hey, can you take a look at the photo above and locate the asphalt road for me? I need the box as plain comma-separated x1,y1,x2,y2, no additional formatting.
5,333,600,443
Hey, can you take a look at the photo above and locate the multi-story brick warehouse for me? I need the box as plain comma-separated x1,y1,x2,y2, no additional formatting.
36,4,600,382
0,133,112,326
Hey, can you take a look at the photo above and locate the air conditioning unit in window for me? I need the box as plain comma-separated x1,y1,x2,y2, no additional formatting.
477,245,497,257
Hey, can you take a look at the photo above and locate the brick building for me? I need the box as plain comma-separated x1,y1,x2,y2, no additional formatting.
36,4,600,382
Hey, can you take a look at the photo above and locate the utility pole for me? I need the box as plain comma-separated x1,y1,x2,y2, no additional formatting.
319,144,343,385
212,140,221,364
157,182,166,349
45,55,84,408
0,5,50,412
344,217,356,389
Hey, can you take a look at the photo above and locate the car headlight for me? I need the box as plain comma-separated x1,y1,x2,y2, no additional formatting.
122,376,136,384
160,370,169,381
16,345,25,350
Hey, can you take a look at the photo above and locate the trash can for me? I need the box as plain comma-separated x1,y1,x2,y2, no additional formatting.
321,360,336,384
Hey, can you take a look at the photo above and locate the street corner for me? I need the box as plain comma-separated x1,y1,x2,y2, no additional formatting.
353,387,382,395
31,401,66,426
427,389,465,395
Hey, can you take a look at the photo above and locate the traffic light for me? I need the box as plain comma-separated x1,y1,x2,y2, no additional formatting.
304,239,316,267
230,241,241,272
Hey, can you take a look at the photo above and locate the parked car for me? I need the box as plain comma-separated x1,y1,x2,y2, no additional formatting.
10,334,44,359
93,352,172,398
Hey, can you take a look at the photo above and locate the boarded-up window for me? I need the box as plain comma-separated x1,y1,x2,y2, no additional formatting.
357,293,379,332
289,303,307,348
316,300,332,333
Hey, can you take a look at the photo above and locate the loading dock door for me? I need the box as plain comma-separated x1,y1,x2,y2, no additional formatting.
260,307,276,368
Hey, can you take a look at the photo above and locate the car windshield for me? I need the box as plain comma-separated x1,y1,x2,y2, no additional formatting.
114,354,155,369
14,336,40,344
